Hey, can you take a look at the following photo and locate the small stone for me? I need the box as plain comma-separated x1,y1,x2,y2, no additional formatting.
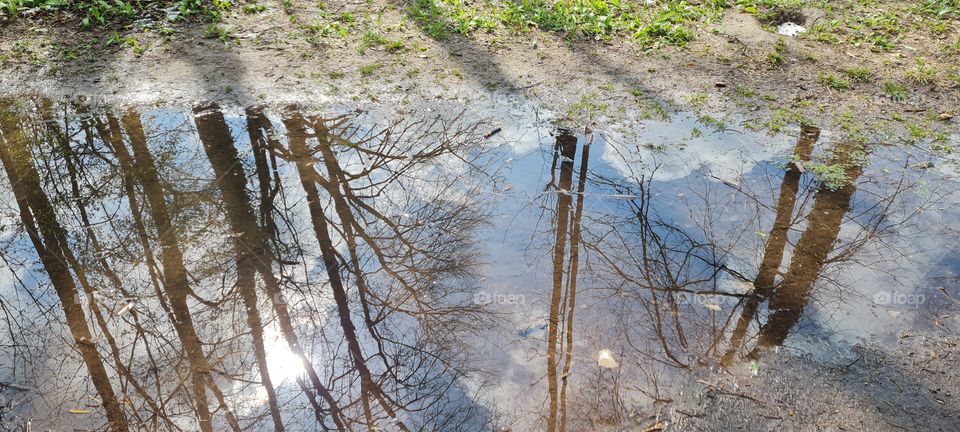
714,81,727,88
939,112,954,121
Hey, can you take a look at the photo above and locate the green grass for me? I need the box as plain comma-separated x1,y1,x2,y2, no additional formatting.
905,58,937,85
819,73,851,91
359,63,381,77
917,0,960,19
842,67,873,83
807,161,852,191
0,0,231,27
767,37,787,65
406,0,725,49
883,81,908,101
241,3,266,14
735,0,804,24
357,31,406,53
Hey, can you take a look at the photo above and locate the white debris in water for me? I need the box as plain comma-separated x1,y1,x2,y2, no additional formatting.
777,22,807,37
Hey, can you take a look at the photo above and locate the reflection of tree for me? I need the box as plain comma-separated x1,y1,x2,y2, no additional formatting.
0,100,494,431
0,101,128,432
754,140,865,349
722,125,819,363
278,107,492,430
543,129,590,432
194,104,285,431
111,109,242,432
585,126,915,386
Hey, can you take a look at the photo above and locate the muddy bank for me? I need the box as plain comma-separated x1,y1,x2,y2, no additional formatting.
1,3,958,152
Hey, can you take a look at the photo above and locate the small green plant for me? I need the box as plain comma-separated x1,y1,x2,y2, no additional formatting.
767,38,787,65
359,63,381,77
736,0,804,24
107,31,146,56
842,67,873,83
819,74,851,91
807,162,851,191
687,93,708,109
357,31,388,53
698,114,726,131
204,24,233,43
567,93,609,117
733,85,758,98
241,3,266,13
407,0,450,40
905,58,936,85
883,81,908,101
763,108,808,134
918,0,960,19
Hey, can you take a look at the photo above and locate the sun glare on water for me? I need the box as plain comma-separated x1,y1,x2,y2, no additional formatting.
265,336,306,383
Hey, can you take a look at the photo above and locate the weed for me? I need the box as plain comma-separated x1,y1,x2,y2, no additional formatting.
305,11,356,39
407,0,451,40
687,93,708,109
819,74,851,91
764,108,808,134
906,122,930,141
733,85,758,98
736,0,804,25
359,63,381,77
406,0,722,48
107,31,146,56
918,0,960,19
807,162,851,191
204,24,233,43
242,3,266,13
883,81,908,101
767,37,787,65
698,114,726,130
842,67,873,83
358,31,388,53
567,93,609,120
905,58,936,85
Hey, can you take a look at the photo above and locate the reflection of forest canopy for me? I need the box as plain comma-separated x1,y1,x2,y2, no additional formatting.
537,125,921,430
0,99,494,431
0,98,933,432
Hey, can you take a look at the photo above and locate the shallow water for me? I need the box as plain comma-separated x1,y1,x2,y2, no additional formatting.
0,97,957,431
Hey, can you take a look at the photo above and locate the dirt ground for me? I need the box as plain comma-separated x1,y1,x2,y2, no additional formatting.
668,331,960,431
0,3,957,147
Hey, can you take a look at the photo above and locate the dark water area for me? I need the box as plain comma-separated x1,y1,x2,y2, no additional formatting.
0,97,957,431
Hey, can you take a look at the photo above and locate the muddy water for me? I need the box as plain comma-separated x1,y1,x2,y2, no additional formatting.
0,97,957,431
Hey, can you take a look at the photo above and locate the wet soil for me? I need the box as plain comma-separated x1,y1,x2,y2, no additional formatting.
0,4,958,151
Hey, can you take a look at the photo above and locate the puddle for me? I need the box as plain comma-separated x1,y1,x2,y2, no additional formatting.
0,97,958,431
